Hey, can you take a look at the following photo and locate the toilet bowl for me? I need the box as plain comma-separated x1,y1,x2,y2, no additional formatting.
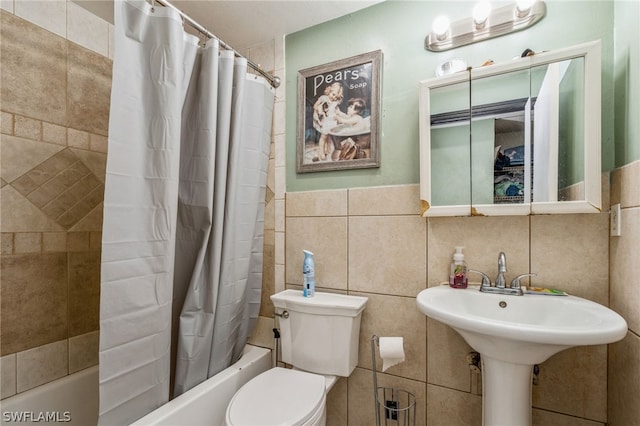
225,368,327,426
224,290,368,426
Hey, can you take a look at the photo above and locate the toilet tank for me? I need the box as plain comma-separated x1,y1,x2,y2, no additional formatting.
271,290,368,377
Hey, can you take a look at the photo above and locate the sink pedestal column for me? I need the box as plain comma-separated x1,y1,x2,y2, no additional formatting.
481,356,533,426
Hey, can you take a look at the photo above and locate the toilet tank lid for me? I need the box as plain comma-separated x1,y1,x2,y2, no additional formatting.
271,290,368,317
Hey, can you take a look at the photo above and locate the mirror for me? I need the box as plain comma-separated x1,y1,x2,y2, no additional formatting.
419,41,601,217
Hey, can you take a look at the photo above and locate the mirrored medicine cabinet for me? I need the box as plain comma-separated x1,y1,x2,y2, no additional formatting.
418,41,601,217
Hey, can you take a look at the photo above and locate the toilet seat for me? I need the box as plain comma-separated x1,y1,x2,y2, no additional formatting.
225,367,326,426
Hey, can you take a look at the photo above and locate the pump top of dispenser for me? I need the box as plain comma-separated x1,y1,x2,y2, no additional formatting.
453,246,465,262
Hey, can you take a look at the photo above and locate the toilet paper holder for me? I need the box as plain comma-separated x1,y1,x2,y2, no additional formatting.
371,335,416,426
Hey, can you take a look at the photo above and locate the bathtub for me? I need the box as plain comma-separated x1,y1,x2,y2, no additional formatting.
0,365,99,426
132,345,271,425
0,345,271,426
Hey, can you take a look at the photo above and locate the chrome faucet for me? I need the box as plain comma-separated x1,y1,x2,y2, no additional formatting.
495,252,507,289
469,252,535,296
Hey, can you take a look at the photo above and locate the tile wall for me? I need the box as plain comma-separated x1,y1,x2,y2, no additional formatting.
0,0,284,402
284,183,621,426
608,159,640,426
0,1,112,399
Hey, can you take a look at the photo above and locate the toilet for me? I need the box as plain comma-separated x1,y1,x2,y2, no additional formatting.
225,289,368,426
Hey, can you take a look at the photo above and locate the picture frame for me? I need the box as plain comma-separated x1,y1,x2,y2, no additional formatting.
296,50,382,173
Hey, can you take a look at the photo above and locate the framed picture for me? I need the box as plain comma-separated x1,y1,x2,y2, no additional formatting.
296,50,382,173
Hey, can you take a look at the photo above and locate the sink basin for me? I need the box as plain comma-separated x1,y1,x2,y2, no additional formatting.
417,284,627,363
416,284,627,426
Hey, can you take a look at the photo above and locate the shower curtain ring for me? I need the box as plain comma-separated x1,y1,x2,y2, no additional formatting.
150,0,156,13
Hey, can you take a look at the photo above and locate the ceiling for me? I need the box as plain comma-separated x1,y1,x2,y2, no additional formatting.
74,0,384,51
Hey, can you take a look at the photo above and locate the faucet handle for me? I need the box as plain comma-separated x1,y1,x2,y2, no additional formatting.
468,269,492,288
510,273,537,289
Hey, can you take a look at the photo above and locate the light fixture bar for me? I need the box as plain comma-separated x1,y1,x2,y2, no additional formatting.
425,1,546,52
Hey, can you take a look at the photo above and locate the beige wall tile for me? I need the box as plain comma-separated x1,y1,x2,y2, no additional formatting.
531,214,609,304
14,0,66,38
427,319,473,392
67,1,109,57
66,42,112,136
246,316,275,350
70,148,107,183
259,240,275,317
1,11,67,125
264,197,275,233
610,207,640,334
427,216,530,287
108,23,114,60
348,215,426,297
348,367,426,426
0,111,14,135
16,339,67,393
532,345,607,422
43,231,67,252
275,134,286,168
42,121,67,146
608,331,640,426
69,331,100,374
13,115,41,141
68,251,100,336
285,217,347,289
1,134,65,183
67,231,90,251
67,128,89,150
349,184,420,216
286,189,347,217
1,232,13,255
0,0,14,14
1,186,65,232
14,232,41,253
89,231,102,250
69,331,99,373
326,377,348,426
1,253,68,354
355,292,426,382
1,353,17,399
426,384,482,426
533,408,604,426
89,133,108,153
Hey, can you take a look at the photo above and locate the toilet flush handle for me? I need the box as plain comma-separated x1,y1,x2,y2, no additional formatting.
275,310,289,319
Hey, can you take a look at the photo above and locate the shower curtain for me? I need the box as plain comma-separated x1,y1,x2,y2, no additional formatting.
98,1,274,424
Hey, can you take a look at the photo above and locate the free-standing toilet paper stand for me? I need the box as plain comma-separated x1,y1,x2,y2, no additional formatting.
371,335,416,426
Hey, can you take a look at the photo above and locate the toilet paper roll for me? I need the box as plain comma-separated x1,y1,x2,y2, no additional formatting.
379,337,405,372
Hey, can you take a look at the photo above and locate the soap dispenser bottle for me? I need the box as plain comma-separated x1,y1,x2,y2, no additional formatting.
449,246,468,289
303,250,315,297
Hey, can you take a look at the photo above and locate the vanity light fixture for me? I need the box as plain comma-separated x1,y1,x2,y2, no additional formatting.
425,0,546,52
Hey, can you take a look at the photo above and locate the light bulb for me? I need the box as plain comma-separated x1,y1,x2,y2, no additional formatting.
432,15,450,41
515,0,536,17
473,1,492,28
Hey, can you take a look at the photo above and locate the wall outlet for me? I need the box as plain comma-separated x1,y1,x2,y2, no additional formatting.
610,203,621,237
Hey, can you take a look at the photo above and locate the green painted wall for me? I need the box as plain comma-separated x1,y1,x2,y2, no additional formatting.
286,0,617,192
614,0,640,167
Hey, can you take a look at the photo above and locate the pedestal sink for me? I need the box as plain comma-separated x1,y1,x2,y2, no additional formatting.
416,285,627,426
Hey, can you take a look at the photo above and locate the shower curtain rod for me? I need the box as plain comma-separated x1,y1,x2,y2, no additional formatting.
153,0,281,88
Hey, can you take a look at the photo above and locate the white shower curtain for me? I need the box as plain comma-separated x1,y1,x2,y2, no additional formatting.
99,1,274,424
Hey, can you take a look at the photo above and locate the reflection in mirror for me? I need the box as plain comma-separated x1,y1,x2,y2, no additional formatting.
530,57,585,202
470,69,531,208
430,82,470,208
